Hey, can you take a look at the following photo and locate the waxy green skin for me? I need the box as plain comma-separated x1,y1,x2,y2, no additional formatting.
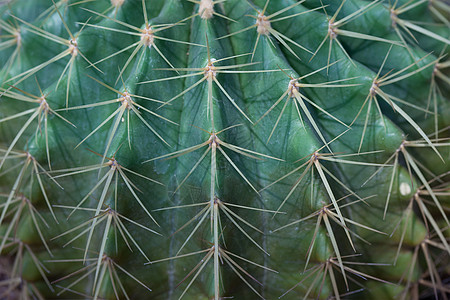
0,0,448,299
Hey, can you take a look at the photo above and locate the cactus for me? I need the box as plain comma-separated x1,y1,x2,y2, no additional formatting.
0,0,449,299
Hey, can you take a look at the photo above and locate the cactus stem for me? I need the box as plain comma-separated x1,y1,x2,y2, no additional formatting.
425,54,450,138
35,0,71,23
349,49,443,158
219,248,266,299
153,200,283,251
155,53,261,122
0,239,54,293
0,84,76,171
402,150,450,239
219,0,316,62
399,234,449,299
49,150,161,238
0,19,21,84
217,198,269,254
309,0,403,72
83,4,204,82
52,253,150,299
150,196,272,299
279,263,323,298
154,46,285,123
266,144,393,255
14,241,54,292
391,1,450,46
52,258,100,296
0,149,61,226
284,252,394,299
178,249,213,299
428,1,450,27
146,126,281,197
52,205,158,263
256,61,355,144
390,1,450,65
0,193,52,257
4,12,100,107
419,240,441,300
365,135,449,223
66,75,174,152
1,1,448,298
291,88,347,152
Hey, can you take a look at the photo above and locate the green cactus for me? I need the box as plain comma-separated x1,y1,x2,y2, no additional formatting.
0,0,449,299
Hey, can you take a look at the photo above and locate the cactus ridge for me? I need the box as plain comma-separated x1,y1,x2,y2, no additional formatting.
0,0,449,299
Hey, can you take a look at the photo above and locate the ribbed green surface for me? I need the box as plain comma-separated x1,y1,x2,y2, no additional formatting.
0,0,448,299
